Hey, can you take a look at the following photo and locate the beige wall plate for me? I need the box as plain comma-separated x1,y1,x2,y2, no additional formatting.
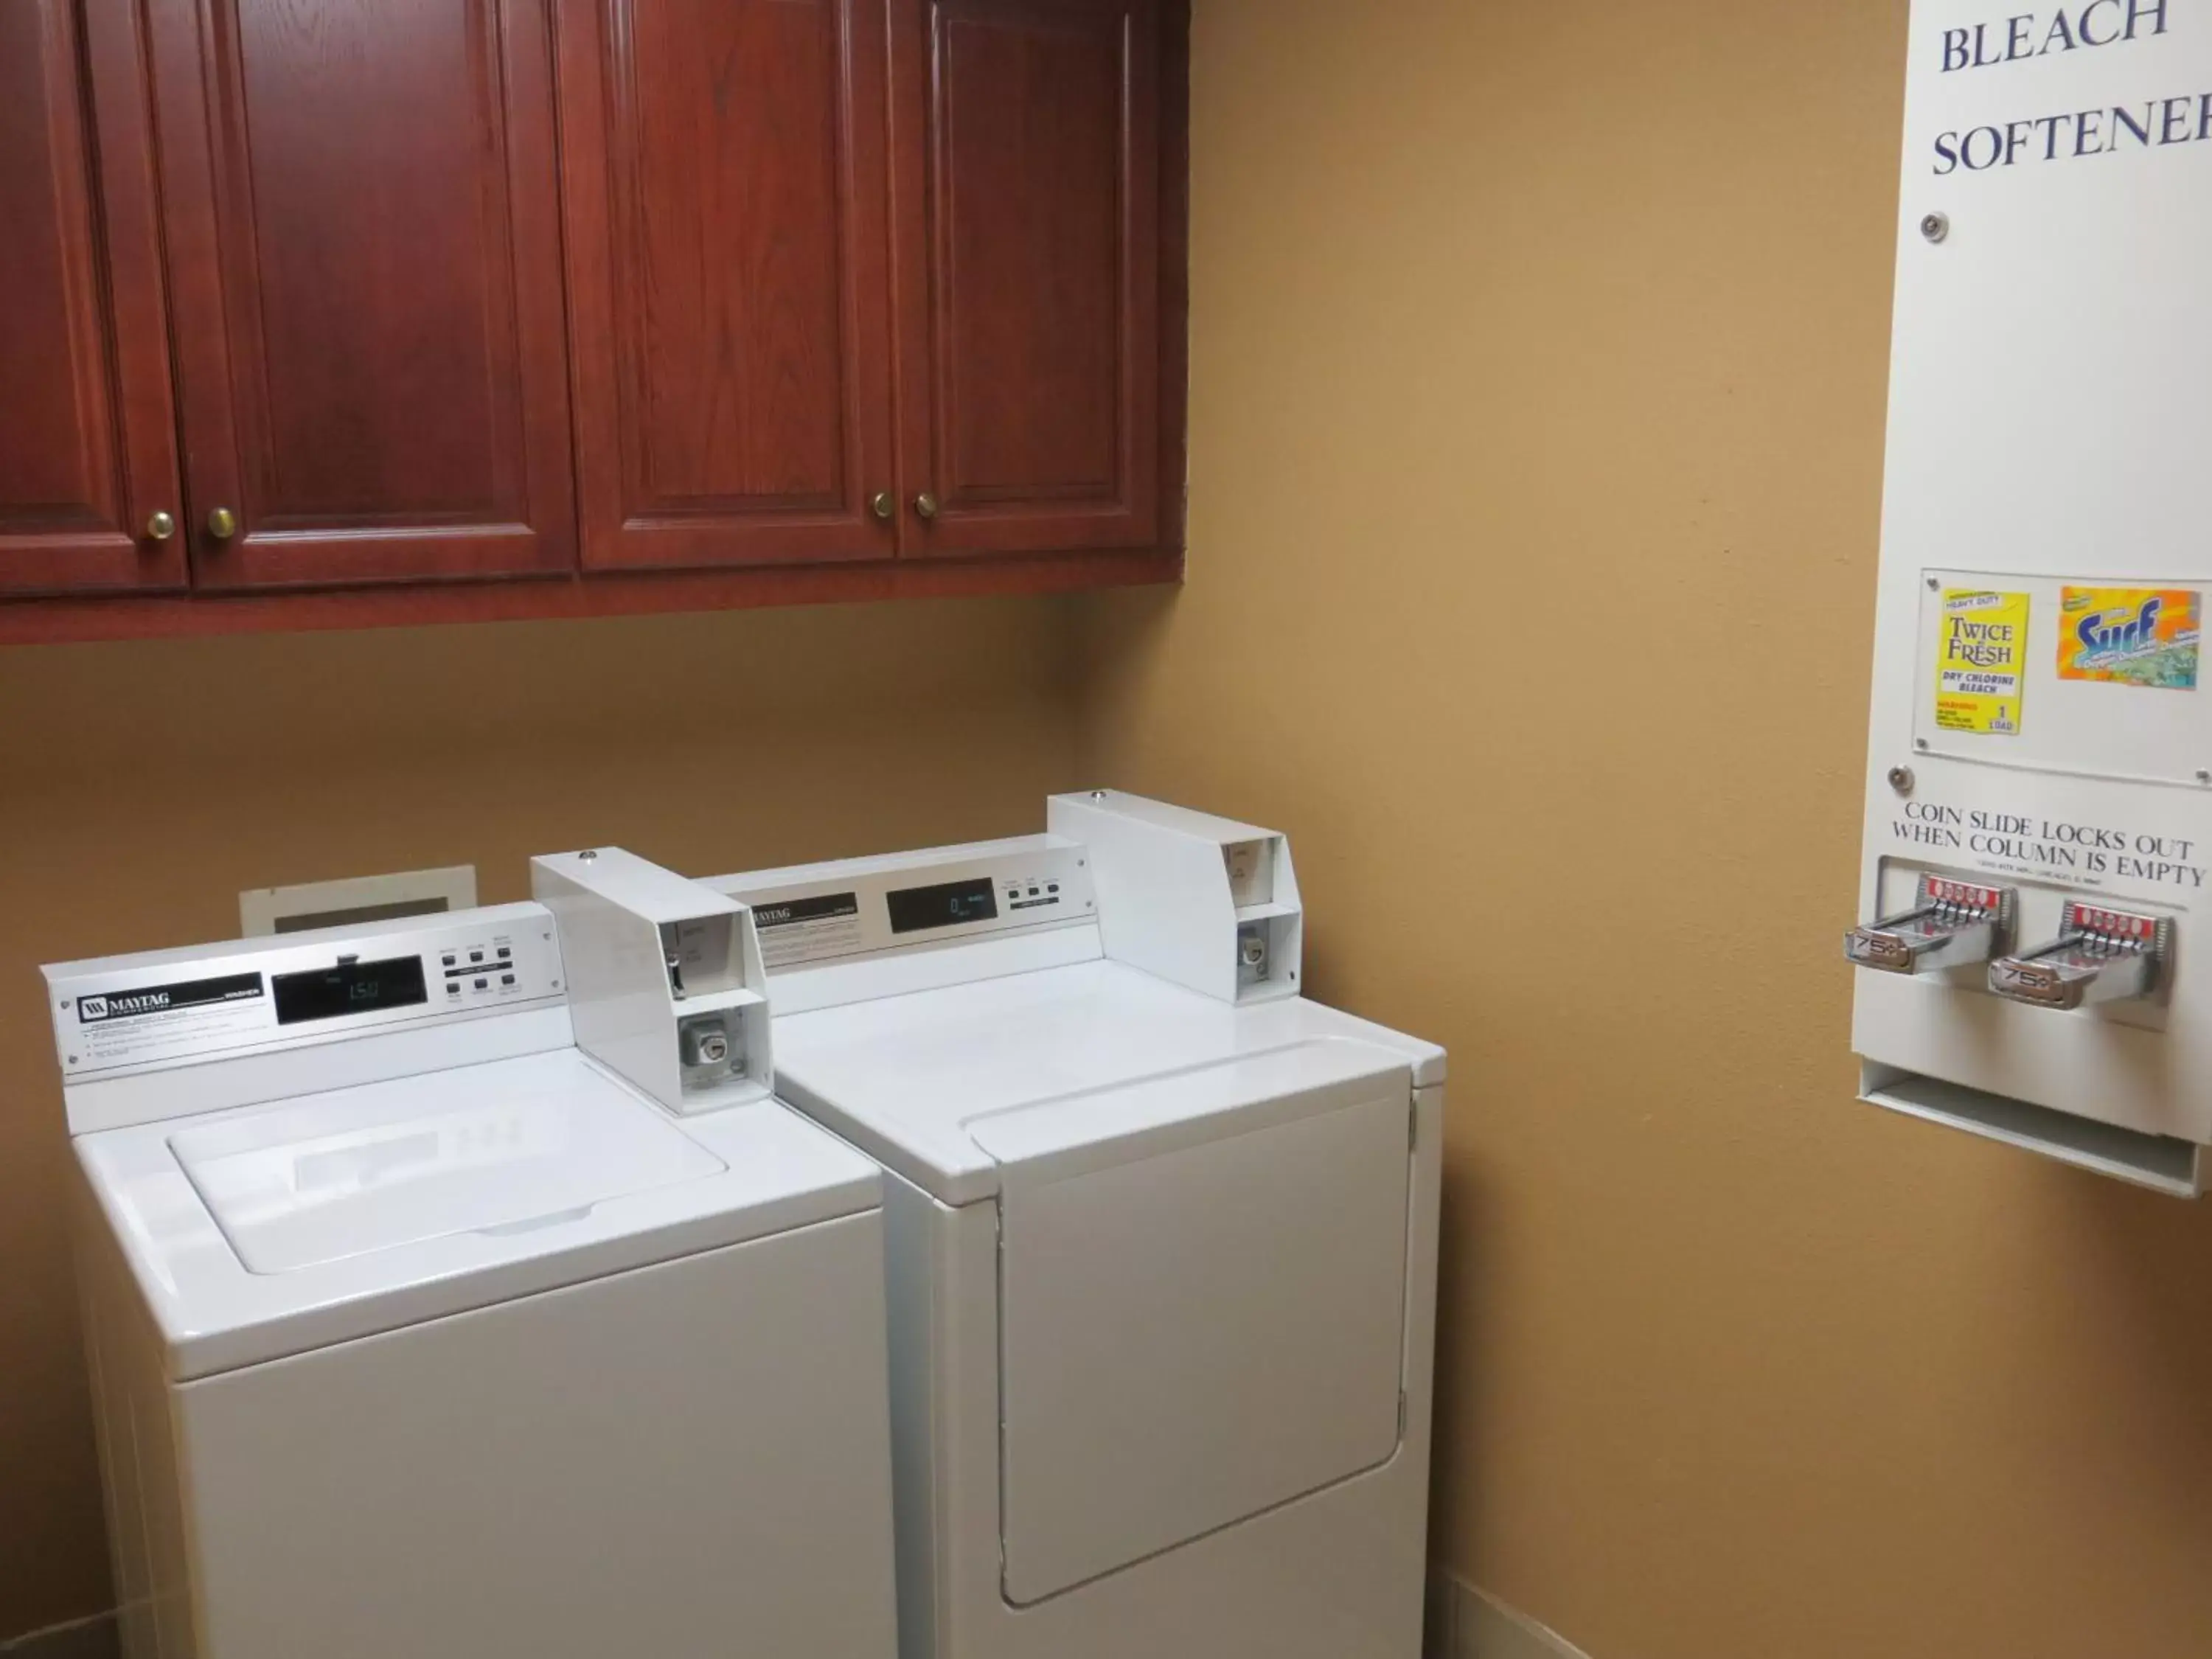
239,866,478,937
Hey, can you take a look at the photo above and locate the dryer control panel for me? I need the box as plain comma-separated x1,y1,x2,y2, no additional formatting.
722,841,1096,973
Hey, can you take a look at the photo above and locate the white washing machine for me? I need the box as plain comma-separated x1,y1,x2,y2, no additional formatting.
706,791,1446,1659
47,851,897,1659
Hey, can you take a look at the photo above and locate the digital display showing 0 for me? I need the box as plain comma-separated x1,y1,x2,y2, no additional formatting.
886,878,1000,936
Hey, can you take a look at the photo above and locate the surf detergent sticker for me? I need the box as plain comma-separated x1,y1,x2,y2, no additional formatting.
2059,588,2200,690
1935,589,2029,734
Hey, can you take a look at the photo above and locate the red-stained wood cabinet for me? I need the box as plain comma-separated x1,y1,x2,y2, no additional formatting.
0,0,186,599
0,0,1186,637
893,0,1166,557
148,0,580,589
556,0,900,570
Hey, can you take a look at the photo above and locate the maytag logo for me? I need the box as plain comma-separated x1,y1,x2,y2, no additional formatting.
754,892,860,929
76,973,264,1024
80,990,170,1022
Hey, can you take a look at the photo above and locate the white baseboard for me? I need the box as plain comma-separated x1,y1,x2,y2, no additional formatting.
0,1614,118,1659
1427,1568,1593,1659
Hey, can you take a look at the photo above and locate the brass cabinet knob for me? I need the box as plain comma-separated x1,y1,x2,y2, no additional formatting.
913,493,939,521
145,510,177,543
869,490,895,521
206,507,239,540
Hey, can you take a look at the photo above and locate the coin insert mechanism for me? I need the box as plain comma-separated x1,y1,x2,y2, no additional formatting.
1846,876,2015,975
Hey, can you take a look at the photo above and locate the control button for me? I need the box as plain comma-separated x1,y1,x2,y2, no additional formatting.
497,946,512,959
474,978,489,991
1027,887,1040,897
442,953,456,968
470,951,484,964
446,982,461,997
501,973,516,987
1047,883,1060,894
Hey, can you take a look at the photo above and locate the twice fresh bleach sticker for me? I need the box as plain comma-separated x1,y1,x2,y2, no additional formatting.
1935,588,2029,734
2059,588,2200,690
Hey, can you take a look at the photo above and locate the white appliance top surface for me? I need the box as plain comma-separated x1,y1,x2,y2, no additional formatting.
170,1058,726,1274
80,1048,883,1380
772,960,1444,1205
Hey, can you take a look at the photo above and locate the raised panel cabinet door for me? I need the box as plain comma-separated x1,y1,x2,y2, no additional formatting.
557,0,897,570
146,0,577,589
891,0,1163,556
0,0,186,597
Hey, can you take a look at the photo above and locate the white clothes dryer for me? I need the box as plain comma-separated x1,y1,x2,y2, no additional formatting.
709,791,1446,1659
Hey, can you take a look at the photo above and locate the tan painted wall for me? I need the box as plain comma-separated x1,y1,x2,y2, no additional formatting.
1079,1,2212,1655
0,597,1080,1642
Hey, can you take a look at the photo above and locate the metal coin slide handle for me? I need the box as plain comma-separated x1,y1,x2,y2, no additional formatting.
1846,876,2015,975
1989,902,2172,1012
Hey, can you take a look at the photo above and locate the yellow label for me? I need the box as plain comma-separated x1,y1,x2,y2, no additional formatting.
1934,589,2028,735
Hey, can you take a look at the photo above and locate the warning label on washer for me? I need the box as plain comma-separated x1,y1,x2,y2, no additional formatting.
66,972,268,1071
752,891,863,969
1935,589,2028,734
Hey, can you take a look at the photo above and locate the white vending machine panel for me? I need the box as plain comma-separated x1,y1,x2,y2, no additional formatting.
1848,0,2212,1193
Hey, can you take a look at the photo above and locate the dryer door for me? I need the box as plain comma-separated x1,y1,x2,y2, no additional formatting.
972,1040,1412,1605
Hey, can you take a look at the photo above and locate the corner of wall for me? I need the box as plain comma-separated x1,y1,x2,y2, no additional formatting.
1428,1569,1594,1659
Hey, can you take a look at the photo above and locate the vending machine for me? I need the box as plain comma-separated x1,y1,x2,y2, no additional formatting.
1846,0,2212,1193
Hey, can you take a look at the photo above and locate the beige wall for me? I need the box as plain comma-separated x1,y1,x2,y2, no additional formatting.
1079,1,2212,1655
0,597,1082,1641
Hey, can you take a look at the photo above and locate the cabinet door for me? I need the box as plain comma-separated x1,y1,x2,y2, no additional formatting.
146,0,577,589
891,0,1162,556
558,0,897,570
0,0,185,597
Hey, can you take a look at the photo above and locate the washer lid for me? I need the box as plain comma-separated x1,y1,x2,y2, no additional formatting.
78,1049,884,1381
171,1062,724,1274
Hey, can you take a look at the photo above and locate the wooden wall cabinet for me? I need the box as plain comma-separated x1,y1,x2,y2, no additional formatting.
0,0,184,598
557,0,900,571
148,0,580,591
0,0,1186,641
894,0,1164,558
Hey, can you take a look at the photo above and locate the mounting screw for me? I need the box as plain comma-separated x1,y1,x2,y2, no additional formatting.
66,1055,77,1066
1925,576,1940,591
2197,770,2211,785
578,849,597,863
1888,765,1916,796
1915,738,1931,751
1921,212,1950,243
58,1000,69,1012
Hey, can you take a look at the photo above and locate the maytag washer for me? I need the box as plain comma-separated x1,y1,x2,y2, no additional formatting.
703,790,1445,1659
49,853,897,1659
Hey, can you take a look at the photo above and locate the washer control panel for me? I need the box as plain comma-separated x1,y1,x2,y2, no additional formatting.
46,904,566,1079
